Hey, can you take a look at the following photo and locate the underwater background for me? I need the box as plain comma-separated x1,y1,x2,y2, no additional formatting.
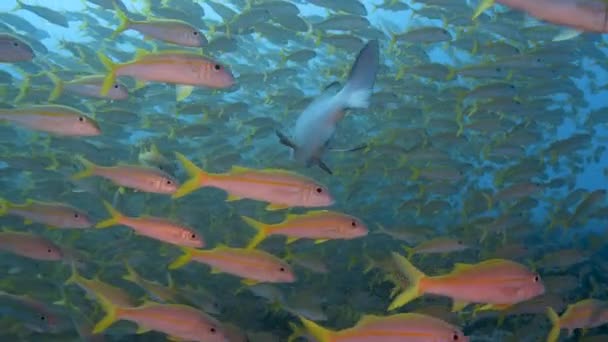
1,0,608,341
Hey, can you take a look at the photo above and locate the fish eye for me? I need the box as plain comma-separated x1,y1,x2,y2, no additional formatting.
40,315,46,321
509,85,515,89
190,233,196,239
78,116,84,122
209,327,216,333
47,248,53,253
113,84,119,89
533,275,540,282
279,267,286,272
213,302,219,308
214,64,221,71
536,58,542,63
166,180,172,185
351,220,357,227
193,31,198,35
315,187,323,194
453,333,459,340
13,42,19,47
495,67,502,72
73,213,79,218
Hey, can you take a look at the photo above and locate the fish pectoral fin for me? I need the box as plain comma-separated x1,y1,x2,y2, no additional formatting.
167,336,184,342
225,194,242,202
136,325,151,334
276,130,298,150
210,267,222,274
317,159,333,175
266,203,289,211
314,239,329,244
286,237,300,244
241,278,259,286
451,300,470,312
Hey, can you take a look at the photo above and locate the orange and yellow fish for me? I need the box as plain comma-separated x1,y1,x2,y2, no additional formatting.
169,245,296,285
96,201,203,247
547,299,608,342
0,105,100,136
97,50,234,97
241,210,368,249
295,313,469,342
0,198,92,229
388,253,545,312
92,292,229,342
0,230,63,261
72,157,179,195
173,152,334,210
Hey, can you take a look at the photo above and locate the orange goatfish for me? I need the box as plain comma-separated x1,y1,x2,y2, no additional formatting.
0,105,100,137
241,210,367,249
173,152,333,210
92,293,229,342
0,198,92,229
72,156,179,195
97,50,235,97
296,313,469,342
96,201,203,248
0,231,63,261
388,253,545,312
169,245,295,285
546,299,608,342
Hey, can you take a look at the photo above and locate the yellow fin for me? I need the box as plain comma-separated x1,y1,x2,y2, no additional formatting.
72,156,97,180
546,307,561,342
266,203,289,211
92,294,119,334
96,200,123,229
97,52,116,96
136,325,151,334
299,316,333,342
176,85,194,102
210,267,222,274
46,72,64,102
453,263,474,272
168,247,195,269
472,0,495,20
452,300,470,312
387,253,426,311
241,279,259,286
286,237,300,245
241,216,269,249
172,152,206,199
111,4,132,39
225,194,241,202
314,239,329,244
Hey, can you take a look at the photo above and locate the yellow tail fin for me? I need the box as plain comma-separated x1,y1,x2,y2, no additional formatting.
92,292,120,334
122,262,139,283
96,201,124,229
46,72,64,102
65,262,83,285
97,52,117,96
241,216,270,249
168,247,195,269
299,316,333,342
546,307,561,342
72,156,97,180
472,0,495,20
388,252,426,311
173,152,207,199
111,5,131,39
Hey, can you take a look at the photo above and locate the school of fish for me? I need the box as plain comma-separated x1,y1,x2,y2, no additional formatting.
0,0,608,341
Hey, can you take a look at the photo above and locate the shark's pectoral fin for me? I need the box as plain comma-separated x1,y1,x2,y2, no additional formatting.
317,159,333,175
328,143,367,153
276,130,297,150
